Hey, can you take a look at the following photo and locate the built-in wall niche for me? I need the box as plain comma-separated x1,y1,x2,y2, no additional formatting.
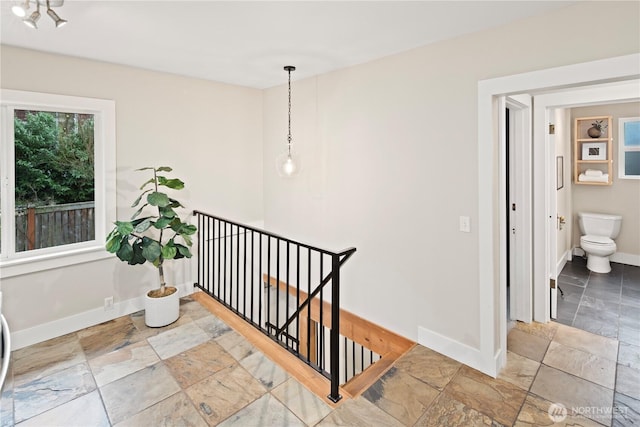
574,115,613,185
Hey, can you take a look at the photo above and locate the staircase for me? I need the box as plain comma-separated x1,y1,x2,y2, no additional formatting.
193,211,414,404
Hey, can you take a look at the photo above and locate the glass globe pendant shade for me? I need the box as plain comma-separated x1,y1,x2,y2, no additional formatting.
276,149,301,178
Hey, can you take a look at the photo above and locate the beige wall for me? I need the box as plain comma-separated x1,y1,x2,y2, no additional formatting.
571,102,640,259
263,1,639,348
1,46,264,334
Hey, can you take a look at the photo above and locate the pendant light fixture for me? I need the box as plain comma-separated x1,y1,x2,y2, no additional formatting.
276,65,301,178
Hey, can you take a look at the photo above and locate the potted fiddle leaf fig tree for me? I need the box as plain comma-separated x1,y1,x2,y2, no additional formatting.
105,166,197,327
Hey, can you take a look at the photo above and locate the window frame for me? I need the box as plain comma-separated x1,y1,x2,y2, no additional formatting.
618,116,640,180
0,89,116,278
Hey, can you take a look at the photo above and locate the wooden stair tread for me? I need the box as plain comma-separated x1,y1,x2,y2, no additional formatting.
193,289,415,404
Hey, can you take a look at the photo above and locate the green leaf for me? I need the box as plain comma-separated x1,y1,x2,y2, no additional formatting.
169,218,183,232
159,206,176,218
131,194,143,209
168,199,183,208
161,244,177,260
116,240,133,262
157,176,185,190
175,244,193,258
153,216,172,229
141,237,162,262
115,221,134,236
156,166,172,172
181,224,197,235
139,178,155,190
105,228,119,242
131,204,148,220
181,234,193,246
134,218,153,233
147,192,171,207
131,189,152,208
130,241,146,265
170,220,197,236
105,233,122,253
136,167,154,171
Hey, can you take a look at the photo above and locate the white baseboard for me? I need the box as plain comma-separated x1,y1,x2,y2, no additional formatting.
571,247,639,267
556,250,570,277
418,326,500,378
11,282,195,350
611,252,640,267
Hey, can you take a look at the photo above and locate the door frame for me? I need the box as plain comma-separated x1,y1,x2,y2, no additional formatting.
532,80,640,322
477,53,639,376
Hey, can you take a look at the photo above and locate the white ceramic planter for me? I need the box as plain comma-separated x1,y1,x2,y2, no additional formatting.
144,287,180,327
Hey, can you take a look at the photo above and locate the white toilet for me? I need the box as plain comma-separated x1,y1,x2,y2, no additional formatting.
578,212,622,274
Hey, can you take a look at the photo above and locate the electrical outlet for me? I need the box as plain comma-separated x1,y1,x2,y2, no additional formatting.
459,216,471,233
104,296,114,311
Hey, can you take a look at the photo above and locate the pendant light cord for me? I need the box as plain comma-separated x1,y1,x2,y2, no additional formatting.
287,67,292,156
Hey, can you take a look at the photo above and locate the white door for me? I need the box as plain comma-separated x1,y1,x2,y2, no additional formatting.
532,102,557,322
547,111,558,319
505,95,533,323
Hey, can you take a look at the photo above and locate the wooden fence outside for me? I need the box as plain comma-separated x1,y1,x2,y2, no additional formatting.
15,201,95,252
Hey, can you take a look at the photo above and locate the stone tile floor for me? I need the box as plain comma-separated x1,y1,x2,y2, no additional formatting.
0,295,639,426
556,259,640,347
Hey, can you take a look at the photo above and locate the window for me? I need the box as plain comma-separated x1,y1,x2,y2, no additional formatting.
1,90,116,278
618,117,640,179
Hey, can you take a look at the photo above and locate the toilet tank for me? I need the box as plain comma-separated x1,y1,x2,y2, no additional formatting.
578,212,622,239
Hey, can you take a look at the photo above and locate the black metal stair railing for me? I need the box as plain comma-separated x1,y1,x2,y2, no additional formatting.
193,210,356,402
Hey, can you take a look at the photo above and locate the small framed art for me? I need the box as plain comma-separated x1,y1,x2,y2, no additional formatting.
582,142,607,161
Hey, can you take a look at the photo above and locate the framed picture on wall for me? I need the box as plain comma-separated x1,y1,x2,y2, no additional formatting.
582,142,607,161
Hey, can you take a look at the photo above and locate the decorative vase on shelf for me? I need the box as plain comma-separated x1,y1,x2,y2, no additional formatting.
587,126,602,138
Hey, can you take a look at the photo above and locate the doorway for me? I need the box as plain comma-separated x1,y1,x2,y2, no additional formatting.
535,87,640,332
477,53,640,376
533,81,640,323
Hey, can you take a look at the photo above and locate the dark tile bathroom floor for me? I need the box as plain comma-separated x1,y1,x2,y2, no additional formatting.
555,257,640,346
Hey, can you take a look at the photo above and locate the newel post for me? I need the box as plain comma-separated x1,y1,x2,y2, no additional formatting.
328,253,342,403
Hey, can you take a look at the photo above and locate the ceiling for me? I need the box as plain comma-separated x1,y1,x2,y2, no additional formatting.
0,1,574,89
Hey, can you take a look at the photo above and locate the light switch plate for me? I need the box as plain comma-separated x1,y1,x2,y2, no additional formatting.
459,216,471,233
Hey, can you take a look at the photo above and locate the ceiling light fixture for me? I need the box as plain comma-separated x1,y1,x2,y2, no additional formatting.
276,65,301,178
12,0,67,29
46,1,67,28
22,2,40,29
11,0,29,17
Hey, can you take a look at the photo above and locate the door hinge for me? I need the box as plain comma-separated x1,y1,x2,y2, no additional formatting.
549,124,555,134
550,279,556,289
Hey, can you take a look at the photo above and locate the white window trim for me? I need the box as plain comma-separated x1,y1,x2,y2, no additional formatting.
0,89,116,278
618,116,640,180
